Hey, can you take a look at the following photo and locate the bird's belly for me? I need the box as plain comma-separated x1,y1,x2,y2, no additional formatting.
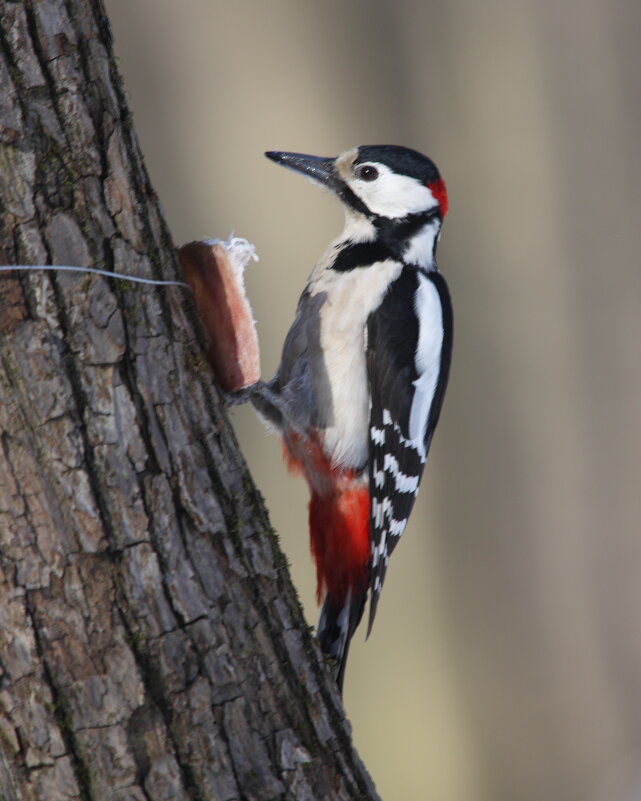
302,257,405,472
320,338,370,470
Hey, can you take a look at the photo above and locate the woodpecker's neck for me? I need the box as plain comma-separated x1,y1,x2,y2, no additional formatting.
401,217,441,269
341,212,378,245
336,209,441,272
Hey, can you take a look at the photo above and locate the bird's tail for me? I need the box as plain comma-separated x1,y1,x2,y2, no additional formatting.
317,585,367,693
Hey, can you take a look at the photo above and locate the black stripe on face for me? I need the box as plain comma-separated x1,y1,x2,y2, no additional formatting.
336,182,373,218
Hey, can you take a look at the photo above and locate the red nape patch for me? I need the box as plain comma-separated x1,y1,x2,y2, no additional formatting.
428,178,449,218
309,486,370,606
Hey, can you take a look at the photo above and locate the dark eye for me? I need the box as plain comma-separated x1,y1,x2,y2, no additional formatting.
355,164,378,182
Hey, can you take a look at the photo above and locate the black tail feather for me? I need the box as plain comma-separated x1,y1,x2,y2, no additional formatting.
317,587,367,693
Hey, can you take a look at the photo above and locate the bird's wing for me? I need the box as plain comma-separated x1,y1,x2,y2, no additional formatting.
366,266,452,633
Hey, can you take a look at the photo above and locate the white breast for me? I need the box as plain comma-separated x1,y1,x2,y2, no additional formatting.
310,258,404,469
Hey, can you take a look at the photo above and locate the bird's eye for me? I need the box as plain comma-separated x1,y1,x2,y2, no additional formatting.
355,164,379,182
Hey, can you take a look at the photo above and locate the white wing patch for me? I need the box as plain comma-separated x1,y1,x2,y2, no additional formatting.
409,274,444,458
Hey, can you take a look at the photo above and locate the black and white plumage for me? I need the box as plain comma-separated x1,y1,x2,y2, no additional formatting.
243,145,453,691
367,266,452,631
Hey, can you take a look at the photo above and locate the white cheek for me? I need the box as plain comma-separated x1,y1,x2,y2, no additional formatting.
352,169,437,218
341,213,377,243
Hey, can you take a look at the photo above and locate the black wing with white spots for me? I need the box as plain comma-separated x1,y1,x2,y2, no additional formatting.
366,266,452,633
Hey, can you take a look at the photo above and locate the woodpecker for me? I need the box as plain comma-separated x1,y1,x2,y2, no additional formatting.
240,145,452,691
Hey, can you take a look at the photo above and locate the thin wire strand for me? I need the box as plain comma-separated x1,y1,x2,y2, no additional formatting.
0,265,191,290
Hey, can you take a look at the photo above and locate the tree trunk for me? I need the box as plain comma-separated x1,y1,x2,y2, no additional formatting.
0,2,379,799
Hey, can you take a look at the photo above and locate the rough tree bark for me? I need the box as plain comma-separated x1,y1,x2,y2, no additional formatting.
0,2,380,799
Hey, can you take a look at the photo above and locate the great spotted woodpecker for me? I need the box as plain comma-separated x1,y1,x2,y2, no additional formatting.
239,145,452,691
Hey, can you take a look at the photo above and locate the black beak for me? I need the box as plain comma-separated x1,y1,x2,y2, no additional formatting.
265,151,340,192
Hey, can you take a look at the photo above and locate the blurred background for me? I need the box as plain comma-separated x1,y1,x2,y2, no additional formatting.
104,2,641,799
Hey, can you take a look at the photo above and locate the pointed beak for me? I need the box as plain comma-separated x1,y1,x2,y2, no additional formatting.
265,150,340,192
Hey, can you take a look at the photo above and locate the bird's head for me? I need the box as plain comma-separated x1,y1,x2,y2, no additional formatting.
265,145,447,223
